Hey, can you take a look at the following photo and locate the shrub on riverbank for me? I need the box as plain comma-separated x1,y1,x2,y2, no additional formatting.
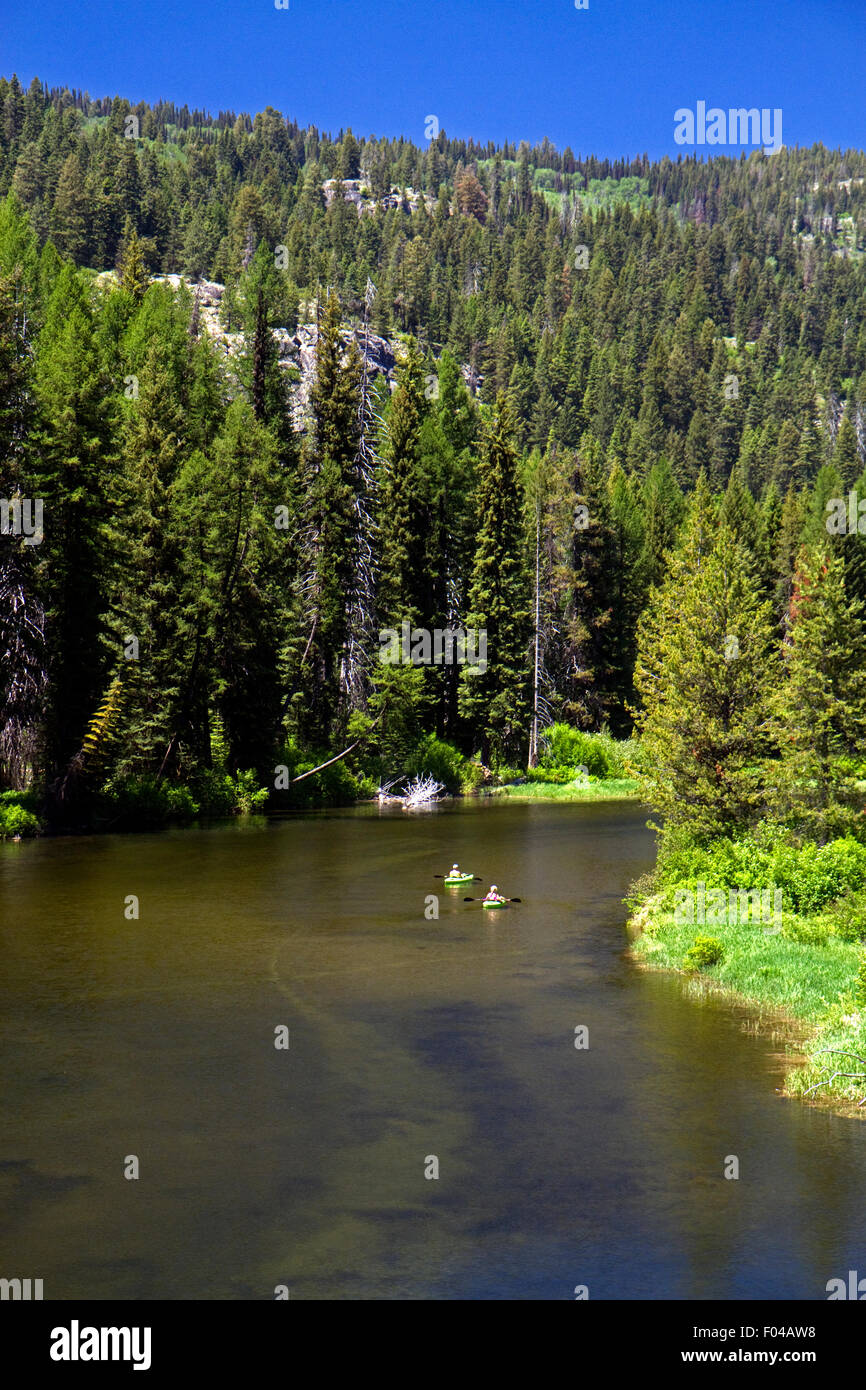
274,740,377,809
683,936,725,969
0,790,43,838
537,725,636,779
484,728,642,798
405,735,465,794
96,769,270,828
651,829,866,926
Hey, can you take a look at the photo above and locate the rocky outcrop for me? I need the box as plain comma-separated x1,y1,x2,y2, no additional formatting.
95,272,482,426
322,178,438,216
287,322,403,425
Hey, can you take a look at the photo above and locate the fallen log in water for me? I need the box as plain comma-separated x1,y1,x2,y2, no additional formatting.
375,774,446,807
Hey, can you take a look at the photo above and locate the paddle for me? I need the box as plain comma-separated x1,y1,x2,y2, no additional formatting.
435,874,483,880
463,896,522,903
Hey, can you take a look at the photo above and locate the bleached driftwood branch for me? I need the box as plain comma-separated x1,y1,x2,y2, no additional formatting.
376,773,446,807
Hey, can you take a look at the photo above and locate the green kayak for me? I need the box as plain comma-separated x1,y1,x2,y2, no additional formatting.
482,899,509,909
444,873,475,885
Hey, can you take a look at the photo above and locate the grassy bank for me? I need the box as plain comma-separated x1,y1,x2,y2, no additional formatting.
484,726,641,801
489,777,639,801
628,837,866,1114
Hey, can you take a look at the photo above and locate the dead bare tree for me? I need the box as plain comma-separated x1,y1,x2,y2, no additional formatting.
0,543,46,788
341,276,383,712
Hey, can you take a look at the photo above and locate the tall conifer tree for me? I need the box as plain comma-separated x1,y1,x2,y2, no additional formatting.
458,394,530,764
633,483,778,840
772,545,866,838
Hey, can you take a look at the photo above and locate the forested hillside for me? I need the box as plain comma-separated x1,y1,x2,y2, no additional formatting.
3,73,866,832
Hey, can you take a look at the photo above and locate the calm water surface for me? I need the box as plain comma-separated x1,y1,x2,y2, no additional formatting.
1,800,864,1299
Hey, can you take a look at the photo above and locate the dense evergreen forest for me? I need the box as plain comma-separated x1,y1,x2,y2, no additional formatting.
3,72,866,839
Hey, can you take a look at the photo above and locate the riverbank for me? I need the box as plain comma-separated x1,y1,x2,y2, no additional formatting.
487,777,639,802
628,885,866,1117
0,778,640,837
1,726,642,836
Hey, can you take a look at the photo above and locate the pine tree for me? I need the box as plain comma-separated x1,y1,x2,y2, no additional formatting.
833,408,861,488
757,480,783,599
773,419,802,491
420,352,478,737
0,268,30,471
522,439,575,743
640,457,685,590
52,152,90,263
117,216,148,303
606,462,646,731
633,487,778,840
772,545,866,838
114,337,195,778
237,244,295,454
290,290,363,747
774,485,805,624
567,433,619,728
836,471,866,607
802,462,843,546
377,346,430,628
174,400,286,776
458,394,531,765
0,265,44,788
30,265,114,798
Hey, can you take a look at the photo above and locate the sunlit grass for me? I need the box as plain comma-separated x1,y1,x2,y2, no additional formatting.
493,777,639,801
632,899,866,1111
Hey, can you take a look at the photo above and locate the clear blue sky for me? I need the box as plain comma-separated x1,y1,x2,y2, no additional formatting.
2,0,865,159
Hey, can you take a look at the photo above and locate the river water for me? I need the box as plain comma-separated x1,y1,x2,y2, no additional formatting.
1,799,864,1300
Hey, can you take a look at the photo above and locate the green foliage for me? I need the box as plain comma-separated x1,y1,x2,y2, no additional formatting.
0,792,42,837
98,775,198,829
193,768,269,816
634,486,779,839
526,765,584,784
458,394,531,765
97,767,268,827
771,544,866,839
274,740,369,809
815,891,866,943
367,661,429,781
538,724,629,778
7,91,866,833
500,776,637,800
683,936,726,970
658,832,866,915
460,760,488,793
405,735,465,793
781,917,829,946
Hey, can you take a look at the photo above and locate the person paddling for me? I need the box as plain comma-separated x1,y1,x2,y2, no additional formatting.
484,884,506,904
